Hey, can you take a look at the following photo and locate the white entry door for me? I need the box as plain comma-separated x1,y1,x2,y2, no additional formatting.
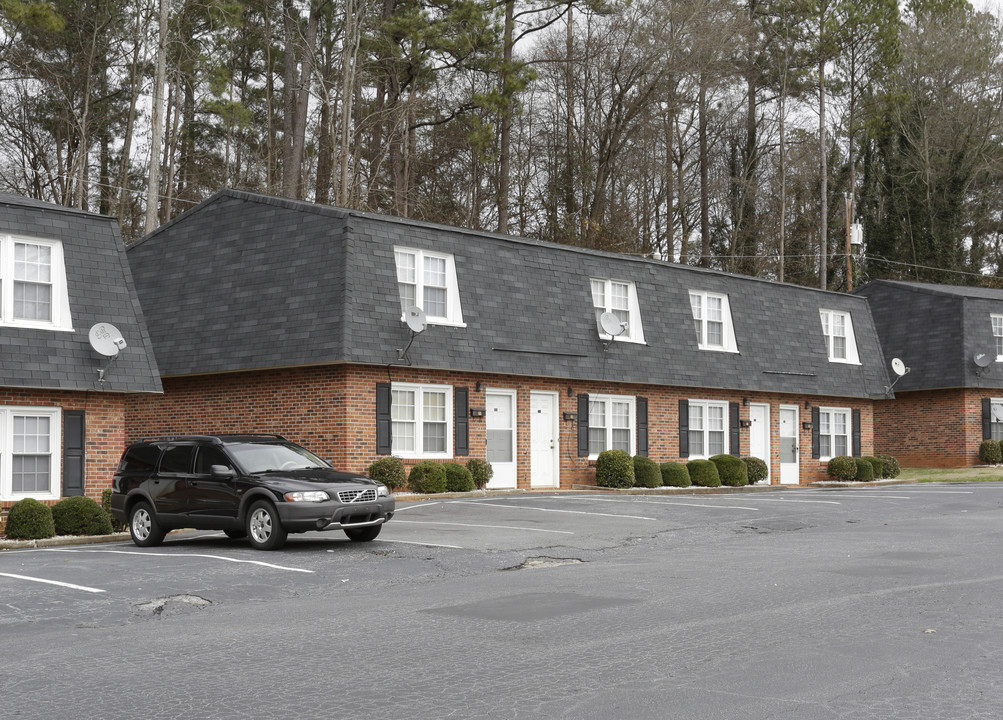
779,405,800,485
530,391,559,488
749,403,771,483
485,389,517,489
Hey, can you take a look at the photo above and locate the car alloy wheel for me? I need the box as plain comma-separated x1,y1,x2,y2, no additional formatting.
245,500,287,550
129,501,166,547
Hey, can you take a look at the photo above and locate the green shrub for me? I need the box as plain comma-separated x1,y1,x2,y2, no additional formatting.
660,462,691,487
632,456,661,488
861,456,884,480
367,456,407,490
827,455,857,481
3,498,55,540
710,454,748,487
687,459,721,487
466,458,493,489
743,457,768,484
854,457,875,482
443,462,475,492
407,461,448,494
876,453,901,479
595,450,635,488
102,488,127,532
52,496,113,536
979,439,1002,465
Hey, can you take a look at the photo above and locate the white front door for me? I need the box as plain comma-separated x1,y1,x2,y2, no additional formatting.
530,391,559,488
749,403,771,483
485,389,517,489
779,405,800,485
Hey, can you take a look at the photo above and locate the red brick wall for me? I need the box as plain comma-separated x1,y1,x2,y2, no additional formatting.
125,365,874,487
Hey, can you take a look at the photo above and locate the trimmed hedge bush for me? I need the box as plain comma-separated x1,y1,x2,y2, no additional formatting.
979,439,1002,465
687,459,721,487
861,456,884,480
52,496,114,536
467,458,493,489
3,498,55,540
443,462,475,492
854,457,875,482
407,461,448,494
102,488,127,532
367,456,407,490
710,454,748,487
743,457,768,484
876,453,901,479
596,450,635,488
632,456,661,488
660,461,691,488
827,455,857,481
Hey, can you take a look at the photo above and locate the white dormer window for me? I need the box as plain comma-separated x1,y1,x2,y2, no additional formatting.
590,278,645,343
820,309,860,364
394,247,464,327
0,236,72,331
689,290,738,352
991,315,1003,360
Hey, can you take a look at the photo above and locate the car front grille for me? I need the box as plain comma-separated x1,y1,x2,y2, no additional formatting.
338,488,377,503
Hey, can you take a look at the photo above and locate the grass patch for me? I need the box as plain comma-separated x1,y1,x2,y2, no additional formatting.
899,466,1003,483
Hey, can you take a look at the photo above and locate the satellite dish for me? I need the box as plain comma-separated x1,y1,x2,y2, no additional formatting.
599,312,627,337
890,358,907,377
88,323,127,357
404,305,427,334
974,351,992,369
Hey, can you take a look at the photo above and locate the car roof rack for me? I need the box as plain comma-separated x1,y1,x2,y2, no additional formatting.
139,433,288,444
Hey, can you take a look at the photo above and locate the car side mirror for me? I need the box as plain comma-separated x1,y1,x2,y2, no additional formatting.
211,464,236,479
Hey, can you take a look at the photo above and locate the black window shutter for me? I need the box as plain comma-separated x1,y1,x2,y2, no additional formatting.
62,410,85,497
636,397,648,457
455,387,469,456
811,406,821,459
376,383,392,455
577,394,590,457
852,409,862,457
729,402,740,456
678,399,689,457
983,398,992,440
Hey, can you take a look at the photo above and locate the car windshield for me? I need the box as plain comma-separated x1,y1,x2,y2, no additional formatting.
226,443,330,474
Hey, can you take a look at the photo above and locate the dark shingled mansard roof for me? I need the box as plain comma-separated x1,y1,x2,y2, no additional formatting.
128,189,889,399
0,194,161,393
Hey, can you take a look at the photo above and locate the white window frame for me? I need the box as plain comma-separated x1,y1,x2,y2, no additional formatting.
393,246,465,327
819,309,860,364
0,235,73,331
0,406,62,501
587,394,636,459
689,290,738,353
991,399,1003,442
817,406,850,461
992,315,1003,361
590,278,646,344
688,399,729,460
389,382,454,459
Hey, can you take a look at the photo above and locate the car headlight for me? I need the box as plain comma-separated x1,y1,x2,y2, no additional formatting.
284,491,330,502
377,484,390,497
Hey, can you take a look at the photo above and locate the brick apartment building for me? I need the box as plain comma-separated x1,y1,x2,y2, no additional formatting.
855,280,1003,467
125,190,891,487
0,195,161,517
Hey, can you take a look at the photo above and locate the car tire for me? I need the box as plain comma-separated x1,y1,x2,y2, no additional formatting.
224,528,247,539
246,500,287,550
129,501,166,547
344,525,382,542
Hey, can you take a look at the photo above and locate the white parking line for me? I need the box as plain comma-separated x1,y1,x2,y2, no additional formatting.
0,572,105,593
393,520,574,534
545,496,761,512
752,497,841,505
818,493,912,499
41,548,314,574
449,500,657,521
393,501,442,512
376,539,464,549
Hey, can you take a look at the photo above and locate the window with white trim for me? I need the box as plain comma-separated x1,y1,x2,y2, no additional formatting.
393,247,464,326
0,406,62,501
588,395,635,457
590,278,645,343
688,400,728,459
0,235,73,330
819,309,860,364
390,383,453,458
818,407,850,459
689,290,738,352
992,315,1003,361
991,399,1003,441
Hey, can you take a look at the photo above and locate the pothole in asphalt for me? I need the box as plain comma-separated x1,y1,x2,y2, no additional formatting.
740,520,810,534
134,594,212,616
503,556,585,571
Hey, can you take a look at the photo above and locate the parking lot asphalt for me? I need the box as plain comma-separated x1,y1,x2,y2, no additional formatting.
3,482,1003,719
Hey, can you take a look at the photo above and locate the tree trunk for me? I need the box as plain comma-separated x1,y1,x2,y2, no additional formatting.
699,74,710,269
145,0,169,234
497,0,515,233
819,54,828,291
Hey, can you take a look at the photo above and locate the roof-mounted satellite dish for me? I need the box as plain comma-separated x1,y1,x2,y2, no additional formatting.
405,305,427,334
88,322,127,358
599,312,628,338
891,357,908,377
974,351,992,369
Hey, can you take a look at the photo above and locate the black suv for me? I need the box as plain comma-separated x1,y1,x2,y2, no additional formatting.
110,435,395,550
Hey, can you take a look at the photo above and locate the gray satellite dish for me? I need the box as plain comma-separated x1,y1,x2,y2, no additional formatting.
974,351,992,369
405,305,427,334
599,311,627,337
88,322,127,357
890,357,908,377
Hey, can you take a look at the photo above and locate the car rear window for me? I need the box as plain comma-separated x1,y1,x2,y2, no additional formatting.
119,445,161,473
